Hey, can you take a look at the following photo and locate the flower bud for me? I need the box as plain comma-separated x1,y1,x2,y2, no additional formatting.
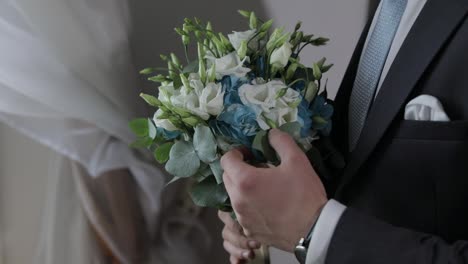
237,40,248,60
270,42,293,68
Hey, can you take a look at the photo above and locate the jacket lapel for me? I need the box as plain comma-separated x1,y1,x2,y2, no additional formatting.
335,0,468,199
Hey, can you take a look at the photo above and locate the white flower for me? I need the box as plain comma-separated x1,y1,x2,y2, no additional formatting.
188,73,205,95
270,42,293,68
238,79,301,129
259,106,298,130
199,82,225,116
171,88,210,120
238,80,279,113
206,52,251,80
168,74,224,120
228,29,257,51
153,109,178,131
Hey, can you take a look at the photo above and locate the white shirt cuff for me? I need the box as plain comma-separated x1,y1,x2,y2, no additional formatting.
305,199,346,264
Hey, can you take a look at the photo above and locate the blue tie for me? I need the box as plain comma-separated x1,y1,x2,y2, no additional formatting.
348,0,408,151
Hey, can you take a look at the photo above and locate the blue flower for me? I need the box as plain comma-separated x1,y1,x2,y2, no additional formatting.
297,98,313,137
210,104,259,146
157,127,180,140
221,75,250,106
310,95,334,135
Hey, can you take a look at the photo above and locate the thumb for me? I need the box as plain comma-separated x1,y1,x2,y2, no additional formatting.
268,129,302,163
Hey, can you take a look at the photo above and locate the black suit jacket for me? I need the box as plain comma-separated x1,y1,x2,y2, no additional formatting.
327,0,468,263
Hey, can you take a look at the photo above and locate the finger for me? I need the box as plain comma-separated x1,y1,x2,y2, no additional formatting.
223,240,254,260
222,226,261,250
230,255,247,264
221,149,256,180
268,129,304,163
218,211,243,233
222,171,240,206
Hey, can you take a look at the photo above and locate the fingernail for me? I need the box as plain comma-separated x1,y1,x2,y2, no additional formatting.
248,240,260,249
242,251,252,259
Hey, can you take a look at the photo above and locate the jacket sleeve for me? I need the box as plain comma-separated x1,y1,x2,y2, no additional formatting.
326,208,468,264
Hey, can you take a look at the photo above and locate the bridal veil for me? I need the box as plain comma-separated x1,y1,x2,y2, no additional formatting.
0,0,214,263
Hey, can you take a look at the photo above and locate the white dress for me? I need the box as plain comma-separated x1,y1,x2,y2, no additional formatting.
0,0,214,263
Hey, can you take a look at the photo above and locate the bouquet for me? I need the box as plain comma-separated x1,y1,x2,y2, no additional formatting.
131,11,341,211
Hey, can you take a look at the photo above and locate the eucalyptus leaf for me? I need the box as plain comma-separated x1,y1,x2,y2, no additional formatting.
190,177,229,208
193,125,218,163
154,142,174,163
129,118,149,137
165,141,200,178
193,163,213,183
210,159,224,184
148,119,157,139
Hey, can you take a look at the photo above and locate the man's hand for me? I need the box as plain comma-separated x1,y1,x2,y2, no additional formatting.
220,129,328,252
218,210,261,264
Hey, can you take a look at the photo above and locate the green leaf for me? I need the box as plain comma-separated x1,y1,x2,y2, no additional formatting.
190,177,229,208
252,130,278,163
210,159,224,184
279,122,302,140
193,125,218,163
130,137,153,148
165,141,200,178
129,118,149,137
154,142,174,163
140,93,162,108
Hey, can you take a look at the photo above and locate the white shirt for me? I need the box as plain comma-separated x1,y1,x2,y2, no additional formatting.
306,1,428,263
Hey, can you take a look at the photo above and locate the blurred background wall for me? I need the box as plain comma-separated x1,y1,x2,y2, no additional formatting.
0,0,371,263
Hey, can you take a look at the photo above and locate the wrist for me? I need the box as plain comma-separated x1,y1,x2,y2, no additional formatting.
290,198,328,252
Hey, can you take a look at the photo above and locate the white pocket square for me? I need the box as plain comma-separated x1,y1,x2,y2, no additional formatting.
405,95,451,121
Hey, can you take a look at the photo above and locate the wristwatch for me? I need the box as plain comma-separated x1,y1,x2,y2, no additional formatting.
294,220,318,264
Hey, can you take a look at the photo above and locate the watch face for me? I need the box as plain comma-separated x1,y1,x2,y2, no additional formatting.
294,245,307,264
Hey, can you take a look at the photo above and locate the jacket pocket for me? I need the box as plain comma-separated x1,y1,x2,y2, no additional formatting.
393,120,468,141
